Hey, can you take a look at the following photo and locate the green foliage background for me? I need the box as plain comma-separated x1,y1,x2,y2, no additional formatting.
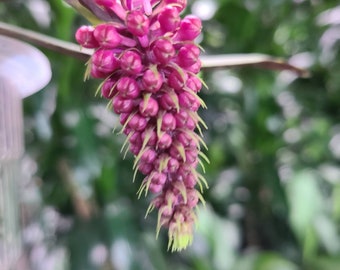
1,0,340,269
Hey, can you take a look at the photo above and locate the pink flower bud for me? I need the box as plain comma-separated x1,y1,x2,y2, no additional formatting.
101,78,117,99
185,60,201,73
185,149,198,164
126,11,149,36
167,157,180,173
129,131,142,145
152,39,176,65
94,24,122,48
150,195,164,209
159,92,178,111
90,65,107,79
177,165,191,177
186,117,196,130
186,76,202,93
130,143,142,155
113,96,135,114
161,113,176,131
138,161,153,174
165,0,187,12
120,113,130,125
120,50,143,74
141,147,157,163
176,132,196,148
123,126,133,136
141,129,157,146
159,204,174,217
186,189,199,208
116,77,141,98
153,153,170,172
158,6,180,33
176,44,200,67
75,26,99,48
128,113,148,131
91,49,120,74
139,96,159,117
150,171,167,185
178,92,200,111
183,174,196,188
142,69,163,93
168,69,187,91
149,183,163,193
157,132,173,149
176,15,202,41
175,110,196,130
169,147,183,162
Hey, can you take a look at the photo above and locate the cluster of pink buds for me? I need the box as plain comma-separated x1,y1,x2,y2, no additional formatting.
75,0,208,251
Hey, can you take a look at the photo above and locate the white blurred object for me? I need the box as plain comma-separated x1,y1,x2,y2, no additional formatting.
111,239,132,270
317,6,340,26
0,36,51,98
191,0,217,21
90,243,108,267
0,35,51,269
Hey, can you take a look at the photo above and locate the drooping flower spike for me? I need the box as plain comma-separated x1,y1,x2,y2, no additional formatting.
75,0,208,252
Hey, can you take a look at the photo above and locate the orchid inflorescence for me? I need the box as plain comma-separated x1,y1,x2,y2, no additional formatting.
75,0,209,251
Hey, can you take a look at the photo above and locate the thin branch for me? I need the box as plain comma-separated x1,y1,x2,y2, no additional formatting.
0,21,309,77
200,54,310,77
0,21,92,61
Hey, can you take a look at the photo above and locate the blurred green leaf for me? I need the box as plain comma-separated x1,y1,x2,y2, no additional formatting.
232,252,259,270
285,170,323,258
305,256,340,270
254,253,299,270
286,171,322,236
197,205,239,270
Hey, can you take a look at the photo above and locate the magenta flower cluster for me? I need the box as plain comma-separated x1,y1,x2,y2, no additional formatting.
75,0,208,251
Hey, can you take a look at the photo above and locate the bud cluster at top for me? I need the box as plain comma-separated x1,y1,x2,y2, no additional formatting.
75,0,208,252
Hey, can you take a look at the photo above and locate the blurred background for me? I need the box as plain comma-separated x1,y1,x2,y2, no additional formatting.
1,0,340,269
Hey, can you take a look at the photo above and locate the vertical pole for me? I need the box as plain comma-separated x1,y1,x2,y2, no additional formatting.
0,76,24,269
